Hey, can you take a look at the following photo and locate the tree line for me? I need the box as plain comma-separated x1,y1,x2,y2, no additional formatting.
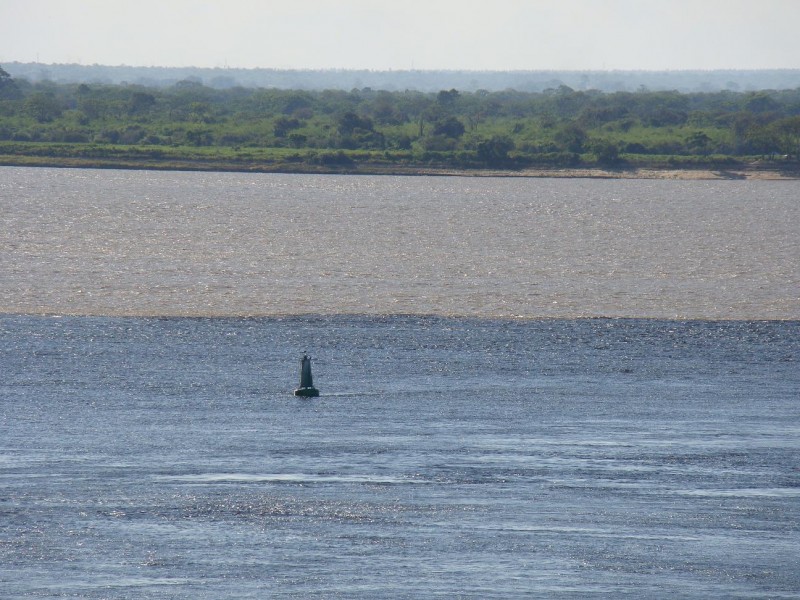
1,65,799,169
8,62,800,93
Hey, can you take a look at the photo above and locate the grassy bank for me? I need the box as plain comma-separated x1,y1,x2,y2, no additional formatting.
1,141,798,179
2,71,800,179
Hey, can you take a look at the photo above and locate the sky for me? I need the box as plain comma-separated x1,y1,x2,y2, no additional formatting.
1,0,799,71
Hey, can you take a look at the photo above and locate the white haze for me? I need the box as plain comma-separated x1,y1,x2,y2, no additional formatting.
1,0,799,71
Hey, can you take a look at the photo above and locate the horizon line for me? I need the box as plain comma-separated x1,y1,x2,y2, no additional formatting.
4,60,800,74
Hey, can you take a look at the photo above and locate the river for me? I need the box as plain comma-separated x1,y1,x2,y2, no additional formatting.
1,167,797,319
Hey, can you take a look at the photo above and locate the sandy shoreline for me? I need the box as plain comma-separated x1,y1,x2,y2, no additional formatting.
2,156,799,180
392,165,800,180
518,167,799,180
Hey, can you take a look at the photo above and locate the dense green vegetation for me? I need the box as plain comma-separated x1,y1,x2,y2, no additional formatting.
1,65,799,173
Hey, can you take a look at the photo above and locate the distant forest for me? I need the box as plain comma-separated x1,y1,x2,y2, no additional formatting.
1,63,799,172
6,62,800,93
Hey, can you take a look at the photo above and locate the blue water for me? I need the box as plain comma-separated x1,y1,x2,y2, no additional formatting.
1,315,799,598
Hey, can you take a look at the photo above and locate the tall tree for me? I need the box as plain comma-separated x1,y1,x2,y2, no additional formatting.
0,65,21,99
25,92,63,122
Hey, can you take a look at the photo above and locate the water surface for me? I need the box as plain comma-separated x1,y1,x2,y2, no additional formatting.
2,168,798,597
1,167,797,318
1,315,798,598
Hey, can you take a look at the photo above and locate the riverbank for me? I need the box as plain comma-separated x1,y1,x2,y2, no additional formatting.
515,166,800,180
1,151,799,180
387,166,800,180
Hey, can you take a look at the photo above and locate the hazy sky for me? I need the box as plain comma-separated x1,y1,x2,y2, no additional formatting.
1,0,799,71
